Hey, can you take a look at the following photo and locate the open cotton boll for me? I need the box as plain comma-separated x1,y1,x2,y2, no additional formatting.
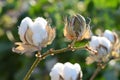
89,36,100,49
74,63,83,79
50,62,83,80
100,37,111,53
50,69,60,80
50,63,64,80
70,63,82,80
18,17,33,43
31,17,48,46
90,36,111,52
103,30,115,43
63,62,82,80
63,62,73,80
35,17,47,27
13,17,56,54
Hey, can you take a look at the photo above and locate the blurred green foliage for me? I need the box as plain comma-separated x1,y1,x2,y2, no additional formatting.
0,0,120,80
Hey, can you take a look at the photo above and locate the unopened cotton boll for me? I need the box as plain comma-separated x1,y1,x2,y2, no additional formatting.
13,17,55,54
49,62,83,80
64,14,91,41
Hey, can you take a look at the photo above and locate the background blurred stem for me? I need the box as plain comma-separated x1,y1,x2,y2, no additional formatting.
89,65,101,80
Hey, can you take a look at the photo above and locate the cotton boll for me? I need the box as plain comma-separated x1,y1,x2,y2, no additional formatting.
35,17,47,27
70,63,81,80
31,17,48,46
18,17,33,43
50,63,64,80
64,14,91,41
90,36,111,54
63,62,73,80
13,17,56,54
88,36,112,64
50,62,83,80
74,63,83,79
100,37,111,53
103,30,115,43
50,70,60,80
63,62,82,80
89,36,100,50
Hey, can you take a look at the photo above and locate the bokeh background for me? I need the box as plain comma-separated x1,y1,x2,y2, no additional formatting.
0,0,120,80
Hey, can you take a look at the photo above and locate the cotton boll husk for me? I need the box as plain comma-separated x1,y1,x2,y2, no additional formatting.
72,14,86,36
50,63,64,80
30,17,48,46
18,17,33,43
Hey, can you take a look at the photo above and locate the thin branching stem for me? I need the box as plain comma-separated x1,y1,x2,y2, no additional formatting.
89,65,101,80
24,40,84,80
89,60,110,80
24,56,42,80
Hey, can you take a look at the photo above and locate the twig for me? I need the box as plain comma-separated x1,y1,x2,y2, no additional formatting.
24,55,42,80
89,65,101,80
24,40,84,80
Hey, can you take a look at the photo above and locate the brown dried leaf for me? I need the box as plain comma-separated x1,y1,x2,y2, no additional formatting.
64,19,76,40
12,42,39,54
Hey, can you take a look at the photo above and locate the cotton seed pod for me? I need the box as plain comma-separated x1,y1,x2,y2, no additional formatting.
90,36,111,55
50,63,64,80
64,14,91,41
13,17,55,54
103,30,119,45
86,36,112,64
103,30,120,58
50,62,83,80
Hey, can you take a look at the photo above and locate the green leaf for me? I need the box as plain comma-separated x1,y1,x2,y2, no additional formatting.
74,39,89,47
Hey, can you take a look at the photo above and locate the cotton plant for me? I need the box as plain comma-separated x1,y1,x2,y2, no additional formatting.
12,14,120,80
50,62,83,80
84,30,120,80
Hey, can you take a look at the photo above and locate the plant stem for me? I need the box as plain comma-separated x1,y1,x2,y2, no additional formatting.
23,40,84,80
89,65,101,80
24,57,42,80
